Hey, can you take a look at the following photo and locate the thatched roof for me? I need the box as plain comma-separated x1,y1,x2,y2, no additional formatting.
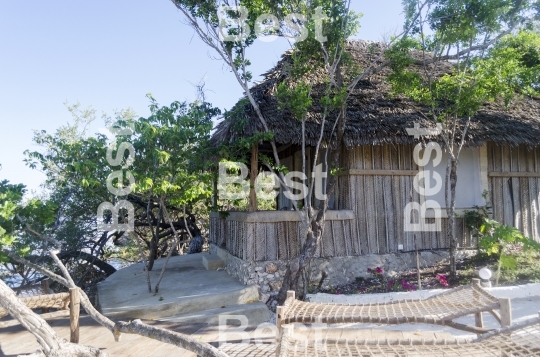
212,40,540,148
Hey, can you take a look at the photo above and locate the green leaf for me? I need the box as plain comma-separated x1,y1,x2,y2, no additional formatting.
500,255,517,270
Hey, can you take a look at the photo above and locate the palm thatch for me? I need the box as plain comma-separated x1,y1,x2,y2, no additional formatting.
212,40,540,148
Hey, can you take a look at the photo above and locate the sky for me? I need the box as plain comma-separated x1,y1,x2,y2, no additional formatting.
0,0,405,194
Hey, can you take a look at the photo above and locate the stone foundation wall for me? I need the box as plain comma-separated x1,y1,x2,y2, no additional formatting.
210,243,476,309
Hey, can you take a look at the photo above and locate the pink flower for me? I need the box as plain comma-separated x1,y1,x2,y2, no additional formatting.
435,274,449,287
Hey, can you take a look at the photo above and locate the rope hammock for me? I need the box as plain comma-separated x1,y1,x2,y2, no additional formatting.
276,315,540,357
0,292,70,318
219,315,540,357
219,342,276,357
277,283,512,334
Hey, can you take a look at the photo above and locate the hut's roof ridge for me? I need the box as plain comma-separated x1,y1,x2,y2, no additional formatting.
213,39,540,148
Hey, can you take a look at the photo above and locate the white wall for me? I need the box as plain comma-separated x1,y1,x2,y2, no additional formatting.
424,147,486,209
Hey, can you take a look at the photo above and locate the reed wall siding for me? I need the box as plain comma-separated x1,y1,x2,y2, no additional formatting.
488,144,540,242
211,142,540,262
338,144,473,254
209,212,356,261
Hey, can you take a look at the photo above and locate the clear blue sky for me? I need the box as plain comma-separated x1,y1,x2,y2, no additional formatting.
0,0,404,194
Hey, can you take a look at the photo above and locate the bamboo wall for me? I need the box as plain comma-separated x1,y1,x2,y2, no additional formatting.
209,212,356,261
338,144,473,254
210,142,540,262
487,144,540,242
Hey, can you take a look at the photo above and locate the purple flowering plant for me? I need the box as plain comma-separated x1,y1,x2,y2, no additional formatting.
368,266,416,292
435,273,449,287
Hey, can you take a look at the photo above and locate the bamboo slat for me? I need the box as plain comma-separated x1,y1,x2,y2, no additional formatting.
342,169,419,176
488,171,540,177
501,147,514,226
266,223,277,261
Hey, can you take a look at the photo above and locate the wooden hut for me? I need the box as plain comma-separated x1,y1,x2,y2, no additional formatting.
209,40,540,293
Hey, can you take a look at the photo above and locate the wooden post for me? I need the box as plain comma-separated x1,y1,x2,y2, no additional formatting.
276,306,283,334
471,279,484,329
40,280,51,313
249,143,258,212
212,178,218,208
287,290,295,300
414,233,421,290
499,297,512,327
69,288,80,343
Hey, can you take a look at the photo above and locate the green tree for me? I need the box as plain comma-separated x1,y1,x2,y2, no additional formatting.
127,95,219,273
387,0,540,278
24,98,220,292
0,180,57,287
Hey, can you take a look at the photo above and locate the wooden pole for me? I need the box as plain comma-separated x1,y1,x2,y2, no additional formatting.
41,280,51,313
249,143,258,212
499,297,512,327
276,306,283,334
69,288,80,343
212,178,218,208
414,233,421,290
471,279,484,329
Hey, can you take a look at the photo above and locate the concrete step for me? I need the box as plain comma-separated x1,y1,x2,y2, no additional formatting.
157,302,271,326
202,254,224,270
98,254,261,320
103,284,261,319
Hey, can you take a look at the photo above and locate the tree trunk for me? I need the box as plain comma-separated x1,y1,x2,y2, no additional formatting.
277,101,346,304
0,279,107,357
147,237,158,271
447,158,459,279
186,215,204,254
249,143,258,212
187,234,204,254
277,224,323,303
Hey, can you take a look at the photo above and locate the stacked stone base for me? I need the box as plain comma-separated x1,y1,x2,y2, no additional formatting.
209,244,475,309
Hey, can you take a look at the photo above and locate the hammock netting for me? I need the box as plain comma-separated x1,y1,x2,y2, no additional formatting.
276,316,540,357
219,317,540,357
280,284,503,327
0,292,70,318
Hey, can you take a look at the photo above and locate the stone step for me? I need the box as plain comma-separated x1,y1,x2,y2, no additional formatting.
202,254,225,270
157,302,271,326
